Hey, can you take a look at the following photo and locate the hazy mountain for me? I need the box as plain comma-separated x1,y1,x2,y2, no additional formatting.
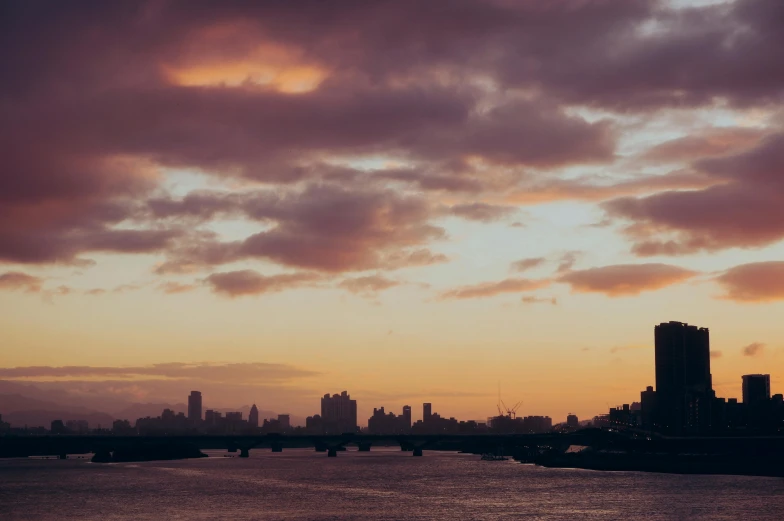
0,381,304,426
114,402,187,421
0,394,115,428
0,380,132,415
2,409,115,429
0,393,103,415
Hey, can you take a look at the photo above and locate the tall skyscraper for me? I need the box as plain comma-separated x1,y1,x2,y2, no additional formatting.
248,404,259,428
188,391,202,422
321,391,357,434
402,405,412,430
654,321,713,434
742,374,771,404
423,403,432,423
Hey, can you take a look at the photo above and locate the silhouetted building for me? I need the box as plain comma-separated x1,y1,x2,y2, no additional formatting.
66,419,89,434
609,404,638,427
566,413,579,428
112,419,134,434
423,403,432,423
402,405,412,430
0,414,9,433
321,391,357,434
654,321,713,434
137,408,191,434
305,414,324,434
367,406,411,434
204,409,221,426
412,403,460,434
248,404,259,428
743,374,771,430
278,414,291,431
640,386,657,430
522,415,552,433
51,419,66,434
743,374,771,404
188,391,202,422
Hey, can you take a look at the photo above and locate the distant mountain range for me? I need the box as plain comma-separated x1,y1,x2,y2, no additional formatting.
0,380,301,428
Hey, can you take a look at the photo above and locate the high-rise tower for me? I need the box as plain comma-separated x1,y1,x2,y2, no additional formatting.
654,321,713,434
248,404,259,428
188,391,203,422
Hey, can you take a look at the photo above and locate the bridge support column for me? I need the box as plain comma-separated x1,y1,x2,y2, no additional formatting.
413,447,423,457
327,448,338,457
239,448,250,458
271,443,283,453
59,454,68,460
357,442,371,452
91,449,113,463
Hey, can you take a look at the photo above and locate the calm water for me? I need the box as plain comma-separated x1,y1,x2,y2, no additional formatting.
2,448,783,520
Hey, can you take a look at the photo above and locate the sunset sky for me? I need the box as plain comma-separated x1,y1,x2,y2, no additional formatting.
1,0,783,424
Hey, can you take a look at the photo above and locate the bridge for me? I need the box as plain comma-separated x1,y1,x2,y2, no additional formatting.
3,430,784,461
0,431,602,460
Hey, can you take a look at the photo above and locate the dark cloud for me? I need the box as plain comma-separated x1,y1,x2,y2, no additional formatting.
511,257,546,273
556,251,583,274
204,270,321,298
742,342,765,357
715,261,784,303
157,184,447,273
3,0,783,289
0,271,43,292
640,127,767,163
448,203,516,222
605,134,784,255
558,263,698,296
439,278,550,300
506,170,715,205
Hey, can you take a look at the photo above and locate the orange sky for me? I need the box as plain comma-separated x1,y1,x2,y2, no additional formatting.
1,0,783,424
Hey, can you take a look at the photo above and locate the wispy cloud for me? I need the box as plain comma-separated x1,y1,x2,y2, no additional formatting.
0,271,43,292
0,362,319,383
742,342,765,357
510,257,546,273
439,278,550,299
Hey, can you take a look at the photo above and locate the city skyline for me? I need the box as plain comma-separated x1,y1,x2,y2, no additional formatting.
0,317,780,425
2,0,784,425
2,319,780,433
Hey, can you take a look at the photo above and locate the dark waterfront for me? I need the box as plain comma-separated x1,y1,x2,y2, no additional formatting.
2,449,783,521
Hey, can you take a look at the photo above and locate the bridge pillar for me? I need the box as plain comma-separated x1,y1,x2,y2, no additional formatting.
327,448,338,457
271,443,283,453
91,449,113,463
412,447,423,457
59,454,68,460
239,448,250,458
357,442,371,452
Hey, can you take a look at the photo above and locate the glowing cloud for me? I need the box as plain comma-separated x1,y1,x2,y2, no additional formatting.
558,264,698,296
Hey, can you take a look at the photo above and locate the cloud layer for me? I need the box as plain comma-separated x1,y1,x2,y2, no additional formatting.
1,0,783,303
558,264,698,297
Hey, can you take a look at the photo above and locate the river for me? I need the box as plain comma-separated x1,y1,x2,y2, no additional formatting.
2,448,783,520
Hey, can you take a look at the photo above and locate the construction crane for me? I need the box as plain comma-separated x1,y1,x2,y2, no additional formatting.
496,382,522,419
